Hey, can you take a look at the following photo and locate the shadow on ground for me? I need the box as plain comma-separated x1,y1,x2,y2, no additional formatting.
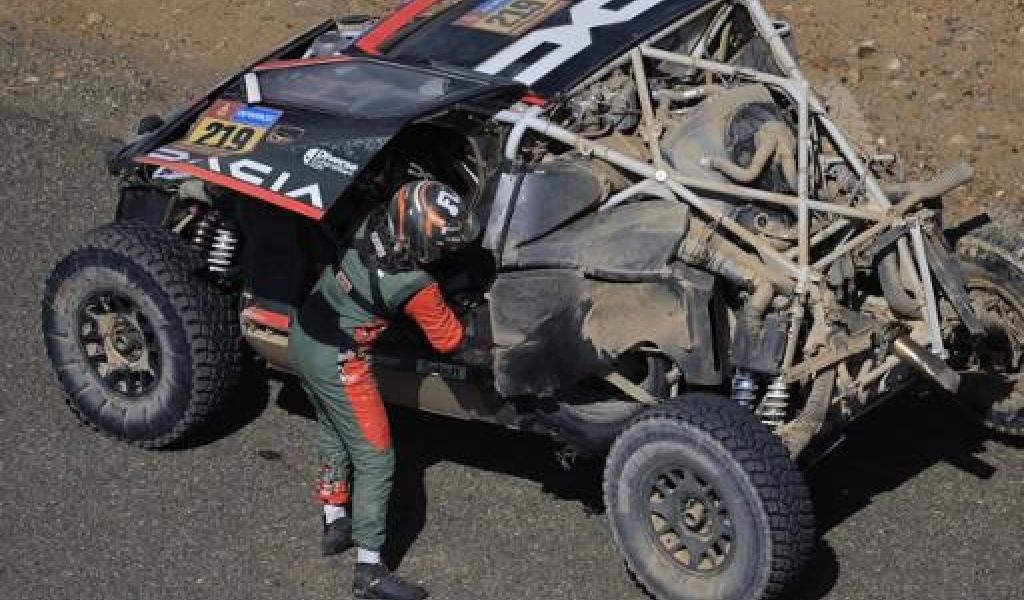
198,371,1011,598
806,391,1000,534
273,375,606,567
172,359,273,450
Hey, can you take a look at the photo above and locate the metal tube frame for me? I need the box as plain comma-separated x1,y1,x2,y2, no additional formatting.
492,0,947,378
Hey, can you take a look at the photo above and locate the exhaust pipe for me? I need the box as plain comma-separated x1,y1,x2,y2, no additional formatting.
892,336,960,394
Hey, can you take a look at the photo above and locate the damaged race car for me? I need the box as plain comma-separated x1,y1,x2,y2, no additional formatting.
41,1,1024,599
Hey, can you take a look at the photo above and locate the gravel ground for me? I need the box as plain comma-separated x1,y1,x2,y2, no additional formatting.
1,4,1022,600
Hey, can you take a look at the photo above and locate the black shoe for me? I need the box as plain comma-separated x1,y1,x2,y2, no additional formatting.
353,562,428,600
322,517,353,556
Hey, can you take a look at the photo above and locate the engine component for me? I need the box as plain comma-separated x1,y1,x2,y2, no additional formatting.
708,118,797,191
661,84,797,197
892,336,961,394
732,311,789,375
676,217,792,376
876,163,975,321
563,70,639,137
501,159,613,251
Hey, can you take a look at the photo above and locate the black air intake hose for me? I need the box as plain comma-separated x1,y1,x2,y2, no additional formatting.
878,249,921,319
878,161,974,320
677,219,777,338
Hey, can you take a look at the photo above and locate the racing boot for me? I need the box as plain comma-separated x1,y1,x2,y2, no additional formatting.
353,563,428,600
322,516,353,556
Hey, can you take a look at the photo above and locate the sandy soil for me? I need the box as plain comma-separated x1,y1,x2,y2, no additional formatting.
2,0,1022,214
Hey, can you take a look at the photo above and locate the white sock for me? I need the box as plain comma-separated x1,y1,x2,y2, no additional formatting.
357,548,381,565
324,504,347,524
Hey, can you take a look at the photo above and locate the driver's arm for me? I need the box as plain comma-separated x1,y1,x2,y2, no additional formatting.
403,282,464,353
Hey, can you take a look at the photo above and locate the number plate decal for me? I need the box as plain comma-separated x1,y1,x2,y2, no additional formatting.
456,0,568,36
182,100,282,155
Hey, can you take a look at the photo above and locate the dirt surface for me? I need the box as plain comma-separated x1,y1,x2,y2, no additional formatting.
1,2,1023,600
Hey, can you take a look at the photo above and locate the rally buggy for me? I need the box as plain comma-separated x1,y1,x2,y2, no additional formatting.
42,1,1024,599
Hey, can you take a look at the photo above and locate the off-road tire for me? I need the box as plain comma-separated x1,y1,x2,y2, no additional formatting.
954,225,1024,438
41,221,242,448
604,394,815,600
548,356,672,453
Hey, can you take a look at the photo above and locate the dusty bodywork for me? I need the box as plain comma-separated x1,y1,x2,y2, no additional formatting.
43,2,1024,600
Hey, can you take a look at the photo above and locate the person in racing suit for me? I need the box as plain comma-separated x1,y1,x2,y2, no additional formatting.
288,180,480,600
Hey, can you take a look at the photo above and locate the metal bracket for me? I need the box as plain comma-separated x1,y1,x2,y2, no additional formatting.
866,222,908,262
908,219,947,357
605,372,658,405
922,232,986,337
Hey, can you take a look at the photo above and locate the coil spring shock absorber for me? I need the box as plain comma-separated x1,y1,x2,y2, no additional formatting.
208,220,239,274
191,210,239,275
757,378,790,427
731,370,758,408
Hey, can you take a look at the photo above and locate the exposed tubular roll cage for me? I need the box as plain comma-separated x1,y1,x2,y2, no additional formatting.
492,0,970,382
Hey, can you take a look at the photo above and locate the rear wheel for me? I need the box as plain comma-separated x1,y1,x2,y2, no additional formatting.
951,233,1024,438
41,222,242,448
604,395,815,600
546,355,672,453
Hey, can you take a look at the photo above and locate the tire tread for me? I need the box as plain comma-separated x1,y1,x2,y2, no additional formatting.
603,394,815,600
42,221,242,448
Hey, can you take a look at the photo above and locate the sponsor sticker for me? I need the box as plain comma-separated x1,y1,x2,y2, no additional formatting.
152,166,191,180
142,146,326,210
456,0,568,36
267,125,305,144
475,0,671,84
303,148,359,176
180,101,282,155
334,267,354,293
207,99,241,120
232,105,283,128
415,359,469,381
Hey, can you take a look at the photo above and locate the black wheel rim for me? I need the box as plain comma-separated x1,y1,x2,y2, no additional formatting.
646,466,735,575
77,291,162,397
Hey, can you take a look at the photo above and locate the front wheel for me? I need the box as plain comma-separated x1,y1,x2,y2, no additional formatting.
41,222,242,448
603,394,815,600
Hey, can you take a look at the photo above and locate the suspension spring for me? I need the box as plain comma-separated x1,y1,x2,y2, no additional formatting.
191,211,239,274
758,378,790,428
207,221,239,273
731,370,758,409
191,210,217,252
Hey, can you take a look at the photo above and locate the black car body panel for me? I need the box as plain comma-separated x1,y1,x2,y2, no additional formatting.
112,0,722,219
378,0,716,96
129,56,521,219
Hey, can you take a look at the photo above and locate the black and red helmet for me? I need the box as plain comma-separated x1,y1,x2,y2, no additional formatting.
387,181,481,263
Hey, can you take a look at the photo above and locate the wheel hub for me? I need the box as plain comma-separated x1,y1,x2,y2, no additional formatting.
648,467,734,574
682,497,710,532
110,318,146,363
77,292,161,397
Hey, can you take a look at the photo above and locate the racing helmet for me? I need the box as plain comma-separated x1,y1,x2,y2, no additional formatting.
387,181,481,264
